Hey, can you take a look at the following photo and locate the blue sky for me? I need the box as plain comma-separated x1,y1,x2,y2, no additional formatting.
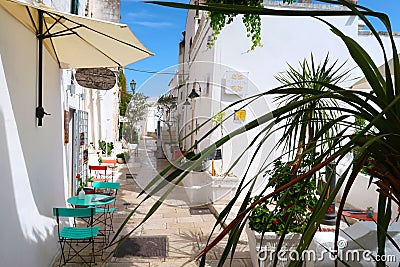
121,0,187,96
121,0,400,97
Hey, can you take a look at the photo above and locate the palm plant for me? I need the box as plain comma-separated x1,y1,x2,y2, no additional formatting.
244,53,351,248
105,1,400,266
274,53,352,159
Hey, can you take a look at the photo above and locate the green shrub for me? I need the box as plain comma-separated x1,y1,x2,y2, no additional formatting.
248,156,318,235
99,140,114,156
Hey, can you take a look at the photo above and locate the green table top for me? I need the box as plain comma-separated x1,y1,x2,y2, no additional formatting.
67,194,115,206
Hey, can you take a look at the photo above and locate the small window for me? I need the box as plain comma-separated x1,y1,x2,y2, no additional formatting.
205,79,210,96
71,0,79,15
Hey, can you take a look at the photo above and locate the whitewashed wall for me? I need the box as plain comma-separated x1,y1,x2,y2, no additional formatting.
0,7,66,267
90,0,120,23
182,9,360,186
211,14,359,184
88,0,121,150
97,87,119,146
145,100,158,135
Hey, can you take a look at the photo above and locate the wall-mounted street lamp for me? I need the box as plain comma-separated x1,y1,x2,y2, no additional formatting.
188,81,201,99
67,84,76,95
187,81,201,150
182,98,191,149
130,79,136,94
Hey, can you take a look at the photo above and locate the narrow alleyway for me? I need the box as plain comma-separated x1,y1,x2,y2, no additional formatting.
107,137,251,266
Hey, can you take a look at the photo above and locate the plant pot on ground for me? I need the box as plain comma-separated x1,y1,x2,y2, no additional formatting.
245,224,301,267
246,156,318,266
99,140,114,156
116,153,126,163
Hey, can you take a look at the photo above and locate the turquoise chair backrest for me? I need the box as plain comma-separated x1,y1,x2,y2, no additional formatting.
53,207,96,218
92,181,120,190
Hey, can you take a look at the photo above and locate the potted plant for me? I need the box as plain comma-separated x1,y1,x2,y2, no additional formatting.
96,151,103,165
366,207,374,218
211,111,226,174
76,173,85,194
246,156,318,266
76,174,91,200
76,173,94,192
98,140,114,156
116,153,125,164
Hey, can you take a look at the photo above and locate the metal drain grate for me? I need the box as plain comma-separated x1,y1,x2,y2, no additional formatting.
126,173,136,179
189,207,211,215
113,236,167,258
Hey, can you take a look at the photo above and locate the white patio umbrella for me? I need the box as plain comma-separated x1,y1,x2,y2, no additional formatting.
0,0,154,125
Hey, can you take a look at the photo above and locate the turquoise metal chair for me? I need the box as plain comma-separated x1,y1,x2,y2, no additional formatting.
92,181,120,243
53,207,100,266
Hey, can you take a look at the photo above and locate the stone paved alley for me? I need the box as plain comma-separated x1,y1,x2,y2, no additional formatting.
54,137,251,266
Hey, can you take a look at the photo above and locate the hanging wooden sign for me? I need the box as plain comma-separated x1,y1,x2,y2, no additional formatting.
75,68,116,90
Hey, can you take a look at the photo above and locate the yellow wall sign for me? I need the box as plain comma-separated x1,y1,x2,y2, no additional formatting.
234,109,246,121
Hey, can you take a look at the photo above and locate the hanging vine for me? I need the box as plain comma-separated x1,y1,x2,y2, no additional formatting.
207,0,295,50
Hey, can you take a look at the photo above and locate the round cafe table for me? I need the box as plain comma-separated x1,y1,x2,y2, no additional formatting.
67,193,115,243
67,194,115,207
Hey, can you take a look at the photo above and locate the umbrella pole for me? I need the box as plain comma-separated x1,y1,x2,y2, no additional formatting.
35,10,47,126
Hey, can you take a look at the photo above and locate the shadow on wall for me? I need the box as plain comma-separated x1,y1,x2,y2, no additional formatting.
0,67,57,266
336,153,398,216
0,9,66,265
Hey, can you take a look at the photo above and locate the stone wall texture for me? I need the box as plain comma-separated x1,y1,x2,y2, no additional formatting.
91,0,120,23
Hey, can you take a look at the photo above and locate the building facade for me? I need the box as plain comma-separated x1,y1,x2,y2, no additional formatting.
0,0,144,265
168,1,400,208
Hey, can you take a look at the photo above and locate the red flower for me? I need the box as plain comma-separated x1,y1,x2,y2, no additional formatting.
327,206,334,213
76,173,81,179
273,220,279,225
